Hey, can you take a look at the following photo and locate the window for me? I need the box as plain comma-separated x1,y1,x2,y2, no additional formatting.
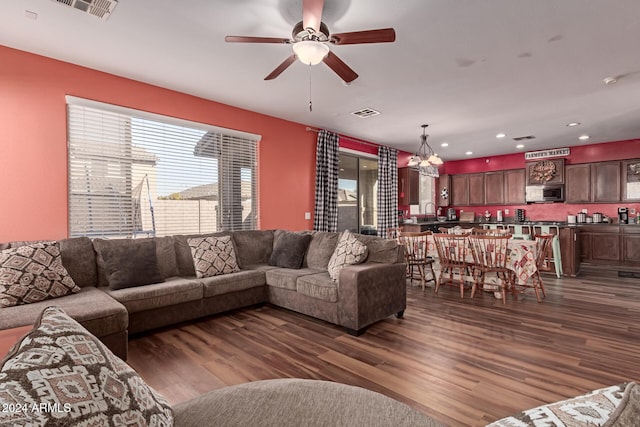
67,97,260,238
337,153,378,235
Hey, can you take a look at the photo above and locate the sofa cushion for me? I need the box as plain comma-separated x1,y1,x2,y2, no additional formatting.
354,234,400,264
0,287,128,338
200,269,266,297
103,276,203,313
265,268,323,291
0,307,173,426
232,230,274,268
327,230,368,281
296,272,338,302
174,232,233,276
269,231,312,269
155,235,180,278
304,232,339,269
188,235,240,278
0,241,80,307
96,239,164,290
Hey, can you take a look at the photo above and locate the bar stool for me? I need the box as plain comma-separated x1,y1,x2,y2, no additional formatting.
532,225,562,278
507,224,532,240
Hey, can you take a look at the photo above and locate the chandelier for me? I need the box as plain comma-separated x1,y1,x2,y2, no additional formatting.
407,124,443,177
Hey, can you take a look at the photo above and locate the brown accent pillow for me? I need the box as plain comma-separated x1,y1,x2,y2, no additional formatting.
0,306,174,425
268,231,312,269
0,241,80,308
97,239,164,290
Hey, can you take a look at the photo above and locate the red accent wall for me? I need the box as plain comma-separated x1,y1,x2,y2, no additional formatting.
0,45,317,240
440,140,640,221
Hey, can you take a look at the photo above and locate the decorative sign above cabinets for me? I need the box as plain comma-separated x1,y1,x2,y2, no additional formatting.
526,158,565,185
524,147,570,160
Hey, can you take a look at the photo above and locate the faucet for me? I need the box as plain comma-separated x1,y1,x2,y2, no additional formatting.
422,202,436,216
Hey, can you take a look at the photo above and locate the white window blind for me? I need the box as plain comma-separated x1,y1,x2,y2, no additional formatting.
67,98,260,238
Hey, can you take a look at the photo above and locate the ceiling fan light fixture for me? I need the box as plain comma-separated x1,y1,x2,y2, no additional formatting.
293,41,329,65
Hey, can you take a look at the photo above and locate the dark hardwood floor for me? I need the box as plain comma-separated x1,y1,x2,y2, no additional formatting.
127,272,640,426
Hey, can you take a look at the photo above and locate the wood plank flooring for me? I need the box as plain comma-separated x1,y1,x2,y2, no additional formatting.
127,273,640,426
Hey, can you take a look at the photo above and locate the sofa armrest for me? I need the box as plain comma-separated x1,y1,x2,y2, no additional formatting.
337,262,406,334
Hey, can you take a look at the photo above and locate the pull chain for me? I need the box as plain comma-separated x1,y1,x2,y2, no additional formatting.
308,63,313,112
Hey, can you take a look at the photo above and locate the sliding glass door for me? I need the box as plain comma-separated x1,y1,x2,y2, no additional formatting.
337,153,378,234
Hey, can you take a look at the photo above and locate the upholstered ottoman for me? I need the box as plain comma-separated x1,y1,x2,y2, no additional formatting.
173,378,442,427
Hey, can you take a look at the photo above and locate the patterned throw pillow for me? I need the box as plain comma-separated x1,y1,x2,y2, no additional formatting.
0,306,174,426
327,230,369,281
0,241,80,308
188,235,240,278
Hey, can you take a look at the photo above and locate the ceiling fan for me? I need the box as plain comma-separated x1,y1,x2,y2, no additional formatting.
225,0,396,83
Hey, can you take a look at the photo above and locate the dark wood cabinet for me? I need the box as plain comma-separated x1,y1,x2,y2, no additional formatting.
566,161,621,203
468,173,485,205
565,163,591,203
437,174,450,207
559,227,580,276
398,167,420,205
623,226,640,262
451,174,469,206
591,161,621,202
484,171,504,205
503,169,525,204
525,158,565,185
622,159,640,201
579,225,622,263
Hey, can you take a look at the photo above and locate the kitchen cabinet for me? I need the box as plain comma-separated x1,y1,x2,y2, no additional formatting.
451,174,469,206
579,225,622,263
623,226,640,262
592,161,621,202
468,173,485,205
565,161,621,203
484,171,504,205
622,159,640,201
565,163,591,203
503,169,525,204
398,167,419,205
559,227,580,276
437,174,450,207
525,158,564,185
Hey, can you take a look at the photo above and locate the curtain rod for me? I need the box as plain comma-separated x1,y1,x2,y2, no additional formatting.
305,127,380,148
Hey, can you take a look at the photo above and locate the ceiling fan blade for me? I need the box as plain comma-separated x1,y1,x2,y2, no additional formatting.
330,28,396,45
225,36,290,44
264,55,297,80
302,0,324,33
322,51,358,83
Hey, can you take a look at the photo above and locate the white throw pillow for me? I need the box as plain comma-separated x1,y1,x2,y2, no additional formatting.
188,235,240,278
327,230,368,281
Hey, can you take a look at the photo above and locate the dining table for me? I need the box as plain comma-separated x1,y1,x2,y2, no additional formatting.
422,235,538,296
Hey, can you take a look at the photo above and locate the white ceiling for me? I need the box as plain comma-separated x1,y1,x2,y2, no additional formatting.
2,0,640,160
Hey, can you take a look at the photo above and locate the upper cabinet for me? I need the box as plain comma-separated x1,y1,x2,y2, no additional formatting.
623,160,640,201
484,171,505,205
566,161,621,203
503,169,525,204
468,173,485,205
398,167,420,205
451,174,469,206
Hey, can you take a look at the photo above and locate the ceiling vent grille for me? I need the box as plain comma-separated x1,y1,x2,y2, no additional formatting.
51,0,118,20
351,108,380,118
512,135,536,141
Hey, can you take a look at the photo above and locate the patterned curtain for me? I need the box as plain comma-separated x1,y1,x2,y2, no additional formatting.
313,130,340,231
377,146,399,237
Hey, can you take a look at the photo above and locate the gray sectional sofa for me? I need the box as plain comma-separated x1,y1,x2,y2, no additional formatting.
0,230,406,360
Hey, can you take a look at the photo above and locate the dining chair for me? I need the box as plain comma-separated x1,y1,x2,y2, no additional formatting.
398,231,436,291
532,225,563,278
514,234,553,302
386,227,402,241
506,224,532,240
467,234,513,304
472,228,511,236
433,233,473,298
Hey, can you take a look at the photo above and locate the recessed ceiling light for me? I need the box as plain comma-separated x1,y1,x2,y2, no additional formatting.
603,76,617,85
516,144,525,149
496,133,506,138
579,135,590,141
566,122,581,127
440,142,449,147
465,151,473,155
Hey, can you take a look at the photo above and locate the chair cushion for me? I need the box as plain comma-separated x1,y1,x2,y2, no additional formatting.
269,231,312,269
0,307,173,426
103,277,203,313
0,241,80,307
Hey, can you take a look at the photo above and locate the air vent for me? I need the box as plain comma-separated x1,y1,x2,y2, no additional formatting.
513,135,536,141
351,108,380,118
51,0,118,20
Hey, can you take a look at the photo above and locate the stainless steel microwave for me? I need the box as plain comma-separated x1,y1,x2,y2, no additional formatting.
525,184,565,203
